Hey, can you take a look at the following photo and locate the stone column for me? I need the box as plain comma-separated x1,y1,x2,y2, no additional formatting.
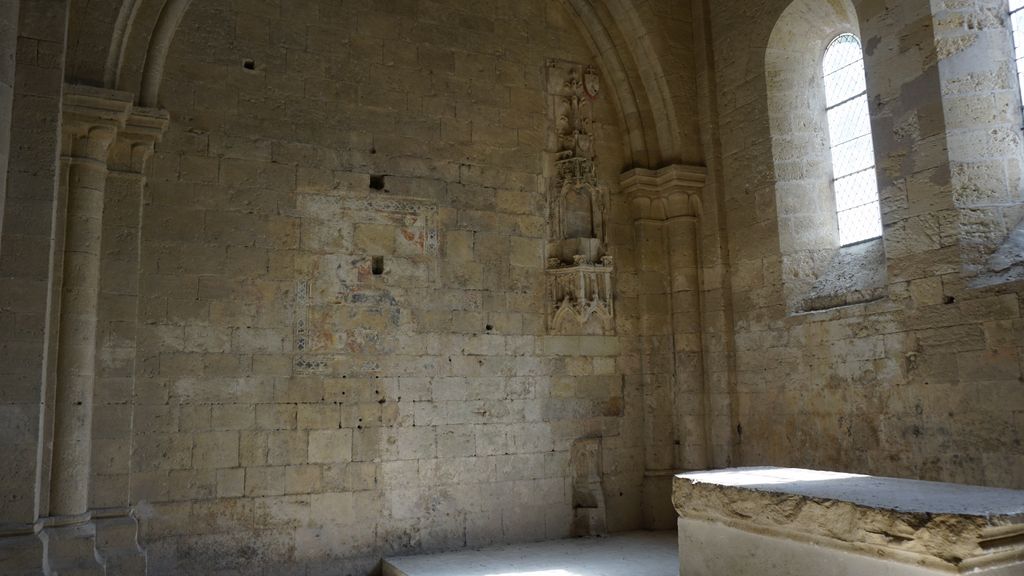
41,85,133,575
621,164,707,529
91,106,168,576
665,212,706,472
632,213,674,528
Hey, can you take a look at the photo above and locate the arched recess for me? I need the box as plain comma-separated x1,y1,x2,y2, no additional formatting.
66,0,685,172
766,0,887,313
65,0,193,107
559,0,698,169
561,0,652,169
602,0,695,165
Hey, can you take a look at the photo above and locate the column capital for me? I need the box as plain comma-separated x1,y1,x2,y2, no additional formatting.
62,84,134,133
61,84,134,160
109,107,171,174
620,164,707,221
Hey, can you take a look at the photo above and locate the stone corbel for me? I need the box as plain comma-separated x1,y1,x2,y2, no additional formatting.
620,164,707,223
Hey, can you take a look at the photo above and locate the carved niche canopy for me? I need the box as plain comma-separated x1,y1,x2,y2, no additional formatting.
546,61,614,335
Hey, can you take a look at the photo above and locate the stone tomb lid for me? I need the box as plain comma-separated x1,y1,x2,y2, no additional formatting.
676,467,1024,518
673,467,1024,572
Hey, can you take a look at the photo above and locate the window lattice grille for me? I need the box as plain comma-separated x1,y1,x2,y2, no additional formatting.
1011,1,1024,110
823,34,882,246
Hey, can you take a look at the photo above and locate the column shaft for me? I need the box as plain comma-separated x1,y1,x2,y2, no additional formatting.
665,216,708,471
49,145,113,518
47,86,133,521
621,165,708,530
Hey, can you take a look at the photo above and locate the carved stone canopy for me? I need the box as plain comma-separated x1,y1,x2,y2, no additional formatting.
545,61,615,335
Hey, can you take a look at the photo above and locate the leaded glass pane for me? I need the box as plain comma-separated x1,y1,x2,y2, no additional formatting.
831,135,875,180
1013,12,1024,38
822,35,862,75
824,60,866,107
837,202,883,246
1012,5,1024,110
826,95,871,147
834,170,879,213
823,33,882,246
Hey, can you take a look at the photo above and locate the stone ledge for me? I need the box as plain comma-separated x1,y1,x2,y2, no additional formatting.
673,467,1024,573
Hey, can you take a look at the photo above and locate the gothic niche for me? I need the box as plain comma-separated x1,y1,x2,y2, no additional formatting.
546,61,614,335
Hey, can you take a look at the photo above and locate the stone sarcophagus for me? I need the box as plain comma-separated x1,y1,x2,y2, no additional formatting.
674,467,1024,576
546,61,614,335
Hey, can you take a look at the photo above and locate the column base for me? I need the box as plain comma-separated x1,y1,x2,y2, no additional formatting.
94,514,146,576
40,520,105,576
0,530,44,575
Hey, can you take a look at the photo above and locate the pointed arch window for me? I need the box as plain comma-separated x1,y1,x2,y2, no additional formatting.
823,33,882,246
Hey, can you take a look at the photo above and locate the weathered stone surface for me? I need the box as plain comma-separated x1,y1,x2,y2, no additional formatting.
3,0,1024,573
675,468,1024,573
706,0,1024,490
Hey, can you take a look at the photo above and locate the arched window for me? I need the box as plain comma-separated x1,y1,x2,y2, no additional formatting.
1011,1,1024,109
823,34,881,246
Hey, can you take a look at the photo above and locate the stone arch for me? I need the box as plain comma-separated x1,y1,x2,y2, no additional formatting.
66,0,194,106
137,0,192,106
66,0,686,171
766,0,887,312
602,0,693,165
559,0,697,169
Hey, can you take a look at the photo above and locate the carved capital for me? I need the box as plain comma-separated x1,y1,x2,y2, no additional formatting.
620,164,707,221
61,85,134,161
109,107,171,174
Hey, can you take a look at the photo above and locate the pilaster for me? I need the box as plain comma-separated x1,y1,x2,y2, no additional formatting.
91,107,168,576
620,164,708,530
40,85,153,576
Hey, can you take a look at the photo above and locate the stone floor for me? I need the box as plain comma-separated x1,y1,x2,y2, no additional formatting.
382,531,677,576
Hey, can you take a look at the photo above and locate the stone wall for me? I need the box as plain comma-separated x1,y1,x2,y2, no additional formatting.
122,1,646,572
933,0,1024,284
703,0,1024,488
0,0,18,231
5,0,1024,573
0,0,67,531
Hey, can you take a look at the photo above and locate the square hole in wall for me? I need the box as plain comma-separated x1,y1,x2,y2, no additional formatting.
372,256,384,276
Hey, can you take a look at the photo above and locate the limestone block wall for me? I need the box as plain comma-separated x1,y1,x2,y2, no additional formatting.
0,0,68,530
931,0,1024,283
123,1,645,572
704,0,1024,488
0,0,18,228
